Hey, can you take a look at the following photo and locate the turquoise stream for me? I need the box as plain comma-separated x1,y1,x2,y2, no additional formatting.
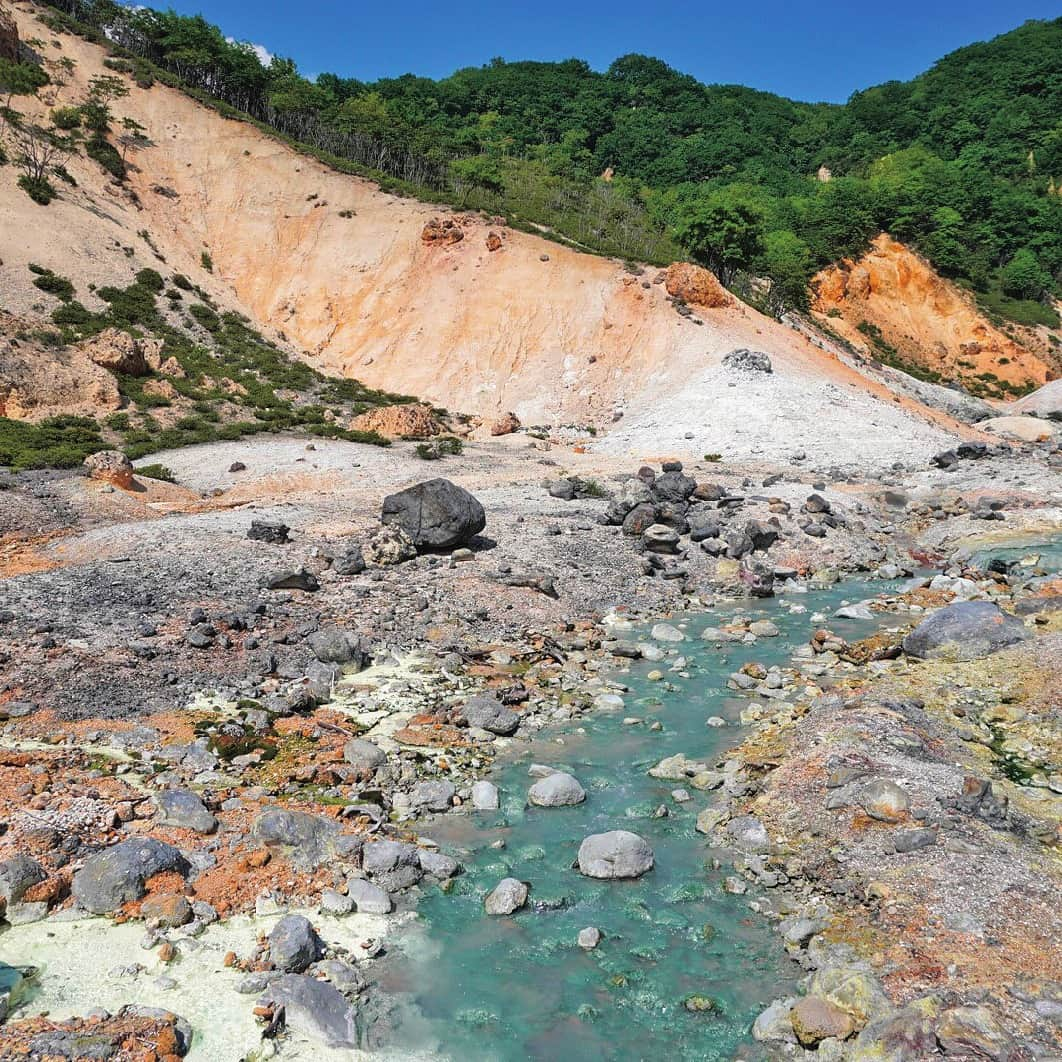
379,580,892,1061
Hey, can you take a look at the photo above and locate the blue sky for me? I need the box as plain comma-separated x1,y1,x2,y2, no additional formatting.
167,0,1060,102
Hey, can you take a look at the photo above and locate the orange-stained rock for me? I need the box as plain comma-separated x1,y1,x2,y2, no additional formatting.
421,217,464,246
486,231,502,252
812,234,1050,390
664,262,730,308
83,450,135,489
351,402,441,438
489,412,520,436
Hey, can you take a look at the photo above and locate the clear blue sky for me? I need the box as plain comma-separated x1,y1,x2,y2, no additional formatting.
166,0,1060,102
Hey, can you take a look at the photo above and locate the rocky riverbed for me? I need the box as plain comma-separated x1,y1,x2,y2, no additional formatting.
1,429,1061,1059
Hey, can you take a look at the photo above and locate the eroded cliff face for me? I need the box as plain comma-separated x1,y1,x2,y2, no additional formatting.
811,235,1056,396
0,5,976,467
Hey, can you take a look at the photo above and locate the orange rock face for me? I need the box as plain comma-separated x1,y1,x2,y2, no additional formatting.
350,402,441,438
812,234,1051,391
421,217,465,246
664,262,730,309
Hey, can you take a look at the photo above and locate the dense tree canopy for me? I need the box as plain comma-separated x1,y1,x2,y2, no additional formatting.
40,2,1062,318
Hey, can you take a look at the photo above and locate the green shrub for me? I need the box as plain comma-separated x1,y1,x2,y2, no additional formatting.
18,175,57,205
415,436,463,460
31,269,75,301
200,251,213,272
977,288,1060,329
0,414,105,470
171,273,193,291
51,105,82,130
188,302,220,331
135,267,164,292
86,136,125,181
135,463,176,482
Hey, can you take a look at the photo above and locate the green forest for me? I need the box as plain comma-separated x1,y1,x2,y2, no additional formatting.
26,3,1062,321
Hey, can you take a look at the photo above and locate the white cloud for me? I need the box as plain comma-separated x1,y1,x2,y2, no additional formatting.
226,37,274,68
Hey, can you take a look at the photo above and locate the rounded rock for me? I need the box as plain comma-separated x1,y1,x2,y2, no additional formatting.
528,771,586,808
577,831,654,879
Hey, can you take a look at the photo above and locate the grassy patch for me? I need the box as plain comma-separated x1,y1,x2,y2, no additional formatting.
0,415,106,470
135,462,176,482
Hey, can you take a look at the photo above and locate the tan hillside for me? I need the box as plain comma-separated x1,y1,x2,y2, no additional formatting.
811,234,1057,395
0,3,981,469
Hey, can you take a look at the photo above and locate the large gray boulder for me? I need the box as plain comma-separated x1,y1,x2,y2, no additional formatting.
577,831,654,879
345,878,392,914
154,789,217,834
0,854,45,906
460,695,520,736
902,601,1027,660
381,478,486,550
361,839,423,891
418,850,461,879
268,914,323,972
72,838,188,914
410,779,456,812
342,738,387,774
251,810,340,871
528,771,586,807
471,780,500,810
259,975,358,1048
484,877,528,915
650,470,696,505
723,348,772,373
307,628,368,667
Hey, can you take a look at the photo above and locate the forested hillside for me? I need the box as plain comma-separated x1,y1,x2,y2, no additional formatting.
19,3,1062,321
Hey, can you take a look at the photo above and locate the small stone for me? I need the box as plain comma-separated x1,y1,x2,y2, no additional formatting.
578,927,601,949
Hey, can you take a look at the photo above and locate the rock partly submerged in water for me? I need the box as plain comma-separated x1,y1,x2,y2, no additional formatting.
484,877,528,915
527,771,586,807
577,830,654,879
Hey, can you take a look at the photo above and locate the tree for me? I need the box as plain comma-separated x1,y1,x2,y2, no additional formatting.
761,229,813,310
117,115,150,164
0,59,49,131
999,249,1051,299
674,191,765,285
10,122,72,204
451,155,505,205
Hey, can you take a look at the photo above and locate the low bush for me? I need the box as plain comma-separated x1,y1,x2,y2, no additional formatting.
18,175,57,204
135,463,176,482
